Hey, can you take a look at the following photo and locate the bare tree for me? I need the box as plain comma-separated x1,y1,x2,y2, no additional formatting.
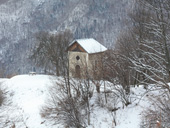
30,29,73,76
128,0,170,89
109,0,170,91
104,48,134,95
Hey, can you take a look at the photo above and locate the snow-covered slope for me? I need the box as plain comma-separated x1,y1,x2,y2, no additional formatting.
0,75,153,128
0,75,54,128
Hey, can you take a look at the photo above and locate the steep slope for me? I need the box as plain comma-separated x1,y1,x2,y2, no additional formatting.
0,0,132,75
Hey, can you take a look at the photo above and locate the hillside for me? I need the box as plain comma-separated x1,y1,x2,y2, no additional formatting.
0,75,157,128
0,0,132,75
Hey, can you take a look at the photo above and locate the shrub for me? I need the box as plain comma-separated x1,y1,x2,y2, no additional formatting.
41,80,90,128
140,92,170,128
42,95,87,128
95,94,105,108
95,92,120,111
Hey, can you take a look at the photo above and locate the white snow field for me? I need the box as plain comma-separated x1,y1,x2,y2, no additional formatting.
0,75,153,128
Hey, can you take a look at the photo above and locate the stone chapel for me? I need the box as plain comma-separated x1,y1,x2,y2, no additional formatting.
67,38,107,79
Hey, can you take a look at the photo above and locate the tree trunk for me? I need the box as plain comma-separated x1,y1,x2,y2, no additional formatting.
104,80,107,104
87,98,90,125
56,62,59,76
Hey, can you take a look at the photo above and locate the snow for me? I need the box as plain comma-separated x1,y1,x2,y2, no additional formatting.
70,38,107,54
115,105,141,128
0,75,154,128
0,75,55,128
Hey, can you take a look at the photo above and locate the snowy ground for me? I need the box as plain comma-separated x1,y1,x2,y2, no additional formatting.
0,75,153,128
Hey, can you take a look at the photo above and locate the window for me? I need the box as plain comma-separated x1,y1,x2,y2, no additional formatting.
76,56,80,60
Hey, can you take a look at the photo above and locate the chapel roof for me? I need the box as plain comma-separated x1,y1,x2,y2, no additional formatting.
69,38,107,54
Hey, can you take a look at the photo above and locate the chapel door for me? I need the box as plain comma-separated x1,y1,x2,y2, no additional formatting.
75,65,81,78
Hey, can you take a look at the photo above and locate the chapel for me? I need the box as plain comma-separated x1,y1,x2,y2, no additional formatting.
67,38,107,79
